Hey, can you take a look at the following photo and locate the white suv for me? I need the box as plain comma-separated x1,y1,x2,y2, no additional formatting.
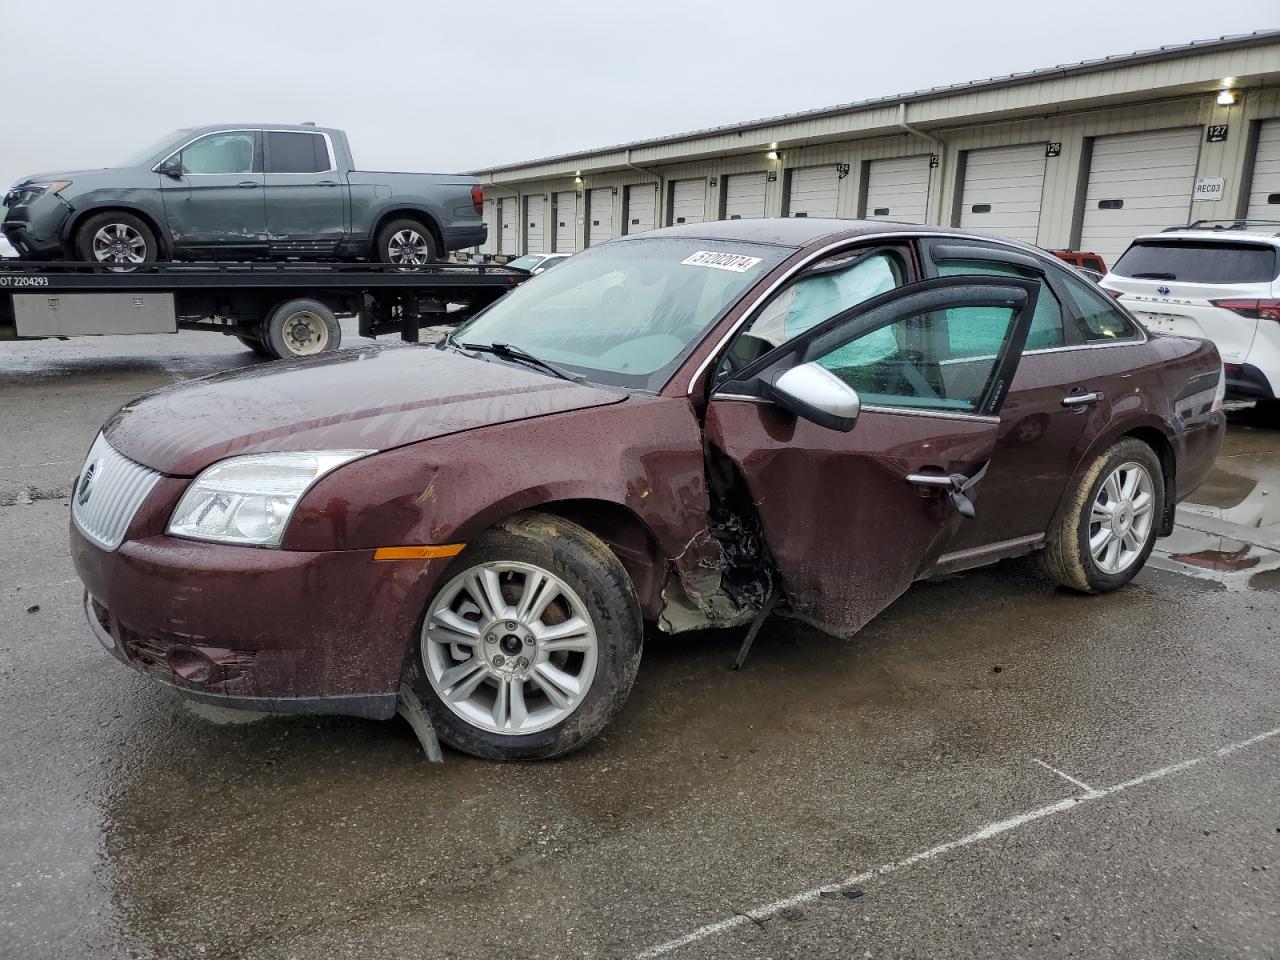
1101,224,1280,403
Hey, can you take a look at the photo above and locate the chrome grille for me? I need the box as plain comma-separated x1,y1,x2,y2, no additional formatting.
71,433,162,551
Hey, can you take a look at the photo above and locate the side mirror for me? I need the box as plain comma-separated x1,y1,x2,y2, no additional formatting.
158,160,184,179
764,362,861,432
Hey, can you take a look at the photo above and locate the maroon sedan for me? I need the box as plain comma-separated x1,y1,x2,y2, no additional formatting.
71,219,1225,759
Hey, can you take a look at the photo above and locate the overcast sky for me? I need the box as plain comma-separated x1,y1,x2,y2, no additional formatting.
3,0,1277,190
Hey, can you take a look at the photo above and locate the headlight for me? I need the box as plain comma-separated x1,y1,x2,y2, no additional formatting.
167,450,371,546
7,181,72,206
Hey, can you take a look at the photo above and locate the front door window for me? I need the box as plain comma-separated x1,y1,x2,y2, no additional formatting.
176,132,257,175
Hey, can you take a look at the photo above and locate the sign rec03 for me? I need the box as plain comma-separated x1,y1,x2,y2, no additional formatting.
1193,177,1225,202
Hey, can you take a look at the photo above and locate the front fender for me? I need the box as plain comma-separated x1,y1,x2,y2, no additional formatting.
62,194,174,254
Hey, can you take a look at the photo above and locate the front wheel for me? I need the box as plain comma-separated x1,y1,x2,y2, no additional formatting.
406,512,643,760
75,211,158,270
1042,438,1164,593
375,218,437,265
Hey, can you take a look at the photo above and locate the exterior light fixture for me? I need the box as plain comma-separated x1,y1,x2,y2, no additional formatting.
766,150,780,161
1216,88,1238,106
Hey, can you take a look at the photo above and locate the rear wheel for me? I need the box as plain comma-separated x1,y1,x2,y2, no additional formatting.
235,334,274,357
262,298,341,359
406,512,643,760
1042,438,1164,593
75,211,158,270
376,218,437,265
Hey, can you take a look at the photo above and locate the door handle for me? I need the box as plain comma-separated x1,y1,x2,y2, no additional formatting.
905,473,954,487
1062,391,1102,407
237,181,259,189
906,461,990,519
316,180,338,186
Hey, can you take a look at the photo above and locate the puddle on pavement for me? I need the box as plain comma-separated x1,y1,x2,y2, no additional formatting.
1161,453,1280,588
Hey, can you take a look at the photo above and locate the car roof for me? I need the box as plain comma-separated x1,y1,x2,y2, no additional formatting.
1131,227,1280,246
619,218,998,248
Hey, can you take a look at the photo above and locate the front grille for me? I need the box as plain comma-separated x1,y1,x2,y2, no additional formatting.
71,433,162,551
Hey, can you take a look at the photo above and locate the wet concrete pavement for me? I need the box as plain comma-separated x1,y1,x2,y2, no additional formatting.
1,331,1277,959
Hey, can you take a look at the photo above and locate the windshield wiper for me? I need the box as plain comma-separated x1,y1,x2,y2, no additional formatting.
459,341,588,384
1131,272,1177,280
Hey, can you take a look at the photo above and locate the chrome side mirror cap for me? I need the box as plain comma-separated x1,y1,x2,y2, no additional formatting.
765,361,861,432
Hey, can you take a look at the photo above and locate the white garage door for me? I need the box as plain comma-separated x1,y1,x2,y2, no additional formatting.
587,188,615,247
787,166,840,218
481,199,497,254
958,143,1047,244
1080,128,1200,266
670,178,705,225
524,195,546,254
498,197,517,254
553,191,577,252
723,172,767,220
865,156,931,222
1245,119,1280,221
626,183,657,234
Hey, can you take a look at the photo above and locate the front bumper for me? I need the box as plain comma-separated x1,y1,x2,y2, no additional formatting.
2,196,71,258
72,523,454,719
1,219,65,259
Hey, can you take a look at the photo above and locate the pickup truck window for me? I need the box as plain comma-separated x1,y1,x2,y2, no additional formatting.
266,132,332,174
179,132,257,175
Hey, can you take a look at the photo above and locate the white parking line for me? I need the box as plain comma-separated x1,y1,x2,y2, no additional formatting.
1031,758,1098,795
636,727,1280,959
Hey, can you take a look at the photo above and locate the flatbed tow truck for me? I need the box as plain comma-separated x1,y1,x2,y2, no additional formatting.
0,258,528,359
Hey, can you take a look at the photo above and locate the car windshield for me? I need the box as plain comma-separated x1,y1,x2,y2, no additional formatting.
506,255,547,271
118,129,193,167
454,238,791,390
1113,240,1279,284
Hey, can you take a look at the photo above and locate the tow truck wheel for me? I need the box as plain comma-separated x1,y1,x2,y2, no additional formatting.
75,211,158,271
263,299,341,360
376,218,438,265
235,334,274,358
407,511,644,760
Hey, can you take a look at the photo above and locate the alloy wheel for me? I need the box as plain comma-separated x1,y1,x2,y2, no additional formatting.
91,223,147,268
387,229,430,264
422,561,599,735
1089,461,1156,575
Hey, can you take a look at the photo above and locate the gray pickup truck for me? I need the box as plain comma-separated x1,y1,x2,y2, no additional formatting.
2,124,486,265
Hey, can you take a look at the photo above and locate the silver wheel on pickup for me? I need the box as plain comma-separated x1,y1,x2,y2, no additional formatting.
376,218,438,265
75,211,158,271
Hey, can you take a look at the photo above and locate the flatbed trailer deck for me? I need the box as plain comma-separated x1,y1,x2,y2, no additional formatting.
0,258,528,358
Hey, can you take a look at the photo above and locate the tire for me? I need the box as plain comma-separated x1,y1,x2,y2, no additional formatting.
406,511,644,760
375,218,437,265
75,211,158,269
235,334,274,358
262,298,341,359
1042,437,1164,594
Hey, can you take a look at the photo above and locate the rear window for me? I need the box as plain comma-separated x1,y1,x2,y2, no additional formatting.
1112,241,1279,284
266,131,331,174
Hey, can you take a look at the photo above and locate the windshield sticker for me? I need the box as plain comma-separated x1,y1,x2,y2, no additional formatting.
681,251,763,273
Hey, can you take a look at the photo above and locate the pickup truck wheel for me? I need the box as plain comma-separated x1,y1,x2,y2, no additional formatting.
1042,438,1163,594
262,298,341,359
75,212,158,271
376,218,437,265
407,512,643,760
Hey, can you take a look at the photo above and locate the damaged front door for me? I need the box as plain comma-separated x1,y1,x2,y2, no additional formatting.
705,276,1038,637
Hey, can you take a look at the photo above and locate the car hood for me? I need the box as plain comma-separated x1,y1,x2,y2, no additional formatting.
103,344,627,476
11,169,117,187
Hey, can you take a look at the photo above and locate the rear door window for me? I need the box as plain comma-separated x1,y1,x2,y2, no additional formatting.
935,259,1065,351
266,132,332,174
1060,271,1141,342
1112,241,1279,284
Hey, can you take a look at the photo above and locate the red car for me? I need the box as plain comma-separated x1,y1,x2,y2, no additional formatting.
72,219,1225,759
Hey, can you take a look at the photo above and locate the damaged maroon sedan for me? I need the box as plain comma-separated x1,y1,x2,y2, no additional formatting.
72,219,1225,759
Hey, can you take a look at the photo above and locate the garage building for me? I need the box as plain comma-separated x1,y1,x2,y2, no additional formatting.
470,31,1280,266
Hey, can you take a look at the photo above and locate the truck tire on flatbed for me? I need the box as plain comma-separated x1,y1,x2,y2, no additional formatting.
376,218,438,265
262,298,341,360
75,211,158,269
